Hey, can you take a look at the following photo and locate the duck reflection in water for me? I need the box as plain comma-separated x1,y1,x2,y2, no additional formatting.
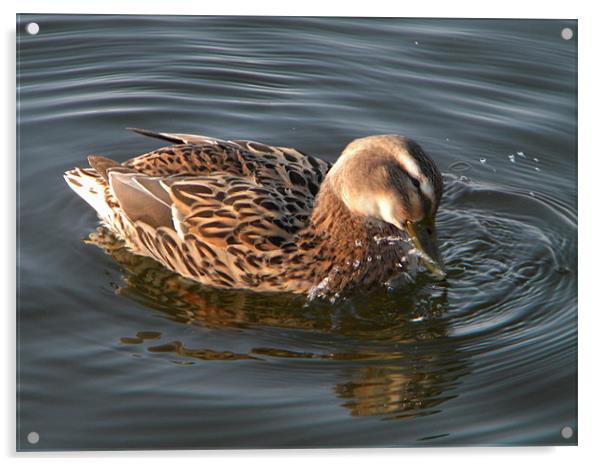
87,226,469,419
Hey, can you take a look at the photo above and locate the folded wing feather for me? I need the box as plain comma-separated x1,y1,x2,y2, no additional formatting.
108,171,174,230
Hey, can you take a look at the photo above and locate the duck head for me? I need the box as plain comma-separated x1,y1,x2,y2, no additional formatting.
326,135,445,279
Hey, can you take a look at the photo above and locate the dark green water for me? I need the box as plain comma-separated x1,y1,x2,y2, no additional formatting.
17,15,577,450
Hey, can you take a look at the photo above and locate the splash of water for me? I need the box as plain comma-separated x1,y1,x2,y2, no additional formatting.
307,275,331,302
373,234,412,246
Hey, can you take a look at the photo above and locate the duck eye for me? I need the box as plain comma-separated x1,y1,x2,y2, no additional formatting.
411,177,421,189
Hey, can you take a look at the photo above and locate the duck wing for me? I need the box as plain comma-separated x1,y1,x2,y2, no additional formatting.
125,127,331,199
95,167,312,289
104,166,304,244
72,132,333,290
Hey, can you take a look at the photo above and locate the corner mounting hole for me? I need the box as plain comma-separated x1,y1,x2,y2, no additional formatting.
27,431,40,444
561,426,574,439
561,28,573,40
26,22,39,35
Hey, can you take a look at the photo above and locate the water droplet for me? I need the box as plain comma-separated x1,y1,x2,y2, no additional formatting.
517,151,526,158
479,158,487,164
353,259,361,269
376,254,382,260
534,167,541,172
533,157,539,163
367,256,372,262
355,240,363,247
508,154,515,163
410,316,424,322
414,40,419,45
529,191,535,197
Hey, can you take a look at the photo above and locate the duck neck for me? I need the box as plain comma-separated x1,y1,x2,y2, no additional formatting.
289,182,407,297
308,181,366,242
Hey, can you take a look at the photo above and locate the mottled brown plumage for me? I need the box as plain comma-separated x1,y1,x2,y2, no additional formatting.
65,129,443,299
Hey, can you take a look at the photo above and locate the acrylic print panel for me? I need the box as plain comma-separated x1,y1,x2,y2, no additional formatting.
16,14,577,450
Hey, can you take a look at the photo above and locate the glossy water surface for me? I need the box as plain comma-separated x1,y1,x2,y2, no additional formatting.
17,15,577,450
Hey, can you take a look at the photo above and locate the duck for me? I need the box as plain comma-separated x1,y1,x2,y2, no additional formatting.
64,129,445,299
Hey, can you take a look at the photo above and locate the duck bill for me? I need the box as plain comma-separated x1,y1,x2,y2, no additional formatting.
405,217,446,280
